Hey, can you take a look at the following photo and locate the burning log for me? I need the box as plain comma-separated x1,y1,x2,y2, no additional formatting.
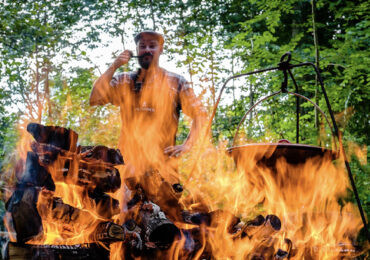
127,199,181,250
27,123,78,152
125,170,184,222
139,202,181,250
30,124,123,217
31,142,122,194
5,149,56,243
7,242,110,260
6,123,125,244
80,145,124,165
180,212,285,259
92,222,126,242
125,173,276,257
77,161,121,193
241,214,281,240
19,152,55,191
88,189,120,218
91,221,142,250
233,215,293,260
37,196,93,226
5,186,42,243
124,180,181,251
182,209,240,232
37,194,141,245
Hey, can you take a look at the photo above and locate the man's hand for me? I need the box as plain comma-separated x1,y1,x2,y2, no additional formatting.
112,50,132,69
164,144,190,158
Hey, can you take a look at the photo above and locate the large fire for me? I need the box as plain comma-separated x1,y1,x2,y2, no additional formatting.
3,121,367,259
2,70,368,259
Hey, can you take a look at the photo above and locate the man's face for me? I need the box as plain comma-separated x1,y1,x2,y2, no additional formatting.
136,34,163,69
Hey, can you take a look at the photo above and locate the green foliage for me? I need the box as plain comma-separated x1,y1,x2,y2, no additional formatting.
44,67,120,147
0,0,112,122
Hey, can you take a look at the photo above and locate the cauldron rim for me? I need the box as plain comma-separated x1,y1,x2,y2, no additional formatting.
227,143,338,165
227,143,335,153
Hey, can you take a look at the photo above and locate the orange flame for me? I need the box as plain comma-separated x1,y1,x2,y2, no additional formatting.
3,69,367,259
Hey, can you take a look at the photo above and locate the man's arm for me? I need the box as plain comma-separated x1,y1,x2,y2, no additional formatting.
164,84,207,157
89,50,132,106
183,104,207,147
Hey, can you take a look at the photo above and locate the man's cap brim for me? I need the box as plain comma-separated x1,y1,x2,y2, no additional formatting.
134,31,164,45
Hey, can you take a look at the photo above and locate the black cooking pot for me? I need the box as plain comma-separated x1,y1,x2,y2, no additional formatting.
227,143,337,167
226,142,339,191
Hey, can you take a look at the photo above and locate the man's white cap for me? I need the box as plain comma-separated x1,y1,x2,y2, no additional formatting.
134,31,164,46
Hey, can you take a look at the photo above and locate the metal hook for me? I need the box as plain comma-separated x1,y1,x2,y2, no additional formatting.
278,52,291,93
279,52,292,64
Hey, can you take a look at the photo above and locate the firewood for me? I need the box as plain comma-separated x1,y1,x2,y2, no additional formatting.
242,214,281,240
20,151,55,191
275,248,289,259
92,222,126,242
80,146,124,165
8,242,110,260
5,186,42,243
78,161,121,193
88,189,120,218
27,123,78,152
140,202,180,250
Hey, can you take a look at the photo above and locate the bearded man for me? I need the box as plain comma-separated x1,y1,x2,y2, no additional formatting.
89,31,206,209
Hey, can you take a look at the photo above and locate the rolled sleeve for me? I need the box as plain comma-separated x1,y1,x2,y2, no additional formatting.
179,78,206,119
108,73,130,105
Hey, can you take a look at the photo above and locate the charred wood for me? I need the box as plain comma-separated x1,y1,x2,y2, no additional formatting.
80,146,124,166
27,123,123,194
182,209,240,233
88,189,120,218
125,191,181,251
92,222,126,242
49,197,82,224
27,123,78,152
37,196,95,228
8,242,110,260
91,221,142,251
30,142,66,165
17,151,55,191
139,202,180,250
5,186,42,243
275,248,289,259
241,214,281,240
30,146,122,194
78,161,121,193
125,171,183,222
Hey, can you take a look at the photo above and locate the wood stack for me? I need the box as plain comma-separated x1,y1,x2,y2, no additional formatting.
5,123,126,259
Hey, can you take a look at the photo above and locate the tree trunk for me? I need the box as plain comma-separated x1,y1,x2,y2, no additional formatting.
35,43,42,123
178,0,194,88
210,41,216,107
248,81,254,137
149,0,157,30
312,0,320,131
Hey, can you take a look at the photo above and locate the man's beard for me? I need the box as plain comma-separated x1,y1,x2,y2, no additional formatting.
138,53,153,69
